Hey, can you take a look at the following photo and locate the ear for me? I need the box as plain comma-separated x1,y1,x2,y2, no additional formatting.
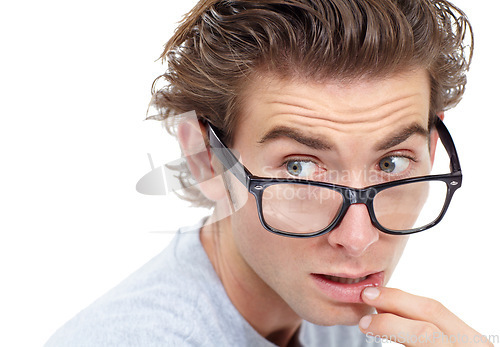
177,119,227,201
430,112,445,166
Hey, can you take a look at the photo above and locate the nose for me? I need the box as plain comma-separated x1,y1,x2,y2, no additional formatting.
327,204,379,257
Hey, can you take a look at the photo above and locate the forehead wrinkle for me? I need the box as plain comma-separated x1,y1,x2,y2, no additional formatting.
265,98,320,121
330,93,424,123
266,91,426,126
238,71,431,154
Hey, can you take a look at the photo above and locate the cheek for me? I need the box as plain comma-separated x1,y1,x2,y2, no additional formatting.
381,235,409,280
230,190,303,282
229,183,268,250
231,195,282,263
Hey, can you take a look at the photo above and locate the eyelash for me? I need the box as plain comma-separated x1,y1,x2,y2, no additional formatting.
278,152,419,180
376,152,419,179
279,157,324,175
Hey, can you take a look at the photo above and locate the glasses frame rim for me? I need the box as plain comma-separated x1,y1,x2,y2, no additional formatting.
206,116,462,238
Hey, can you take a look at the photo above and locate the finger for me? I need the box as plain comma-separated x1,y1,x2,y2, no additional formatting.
359,312,448,347
361,287,477,336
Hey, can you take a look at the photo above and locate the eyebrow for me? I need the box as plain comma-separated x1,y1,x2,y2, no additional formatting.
258,122,429,152
375,122,429,151
258,126,334,150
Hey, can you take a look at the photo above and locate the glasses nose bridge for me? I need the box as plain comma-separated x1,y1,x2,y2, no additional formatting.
344,187,372,206
328,186,376,234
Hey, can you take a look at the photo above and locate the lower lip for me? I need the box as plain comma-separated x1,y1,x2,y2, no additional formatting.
311,272,384,303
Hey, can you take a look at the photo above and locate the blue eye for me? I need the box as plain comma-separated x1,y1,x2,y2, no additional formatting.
286,160,317,178
379,156,410,174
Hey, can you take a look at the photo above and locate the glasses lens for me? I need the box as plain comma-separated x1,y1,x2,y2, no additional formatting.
373,180,449,232
262,183,343,234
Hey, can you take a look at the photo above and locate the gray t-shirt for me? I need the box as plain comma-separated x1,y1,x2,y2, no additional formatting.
46,221,379,346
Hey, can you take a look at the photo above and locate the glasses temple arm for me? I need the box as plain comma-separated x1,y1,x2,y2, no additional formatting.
434,117,462,173
207,124,251,188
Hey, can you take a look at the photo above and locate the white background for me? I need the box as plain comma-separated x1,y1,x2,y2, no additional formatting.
1,0,498,346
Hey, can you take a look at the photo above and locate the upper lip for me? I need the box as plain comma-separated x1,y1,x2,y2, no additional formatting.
314,270,383,279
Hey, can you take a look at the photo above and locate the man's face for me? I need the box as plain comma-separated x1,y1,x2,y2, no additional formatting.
217,69,433,325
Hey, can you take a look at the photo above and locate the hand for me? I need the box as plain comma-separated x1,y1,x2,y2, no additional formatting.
358,287,493,346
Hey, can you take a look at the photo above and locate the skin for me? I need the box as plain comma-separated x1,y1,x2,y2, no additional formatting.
178,69,491,346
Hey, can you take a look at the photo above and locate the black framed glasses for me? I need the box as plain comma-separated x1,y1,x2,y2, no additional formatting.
206,117,462,238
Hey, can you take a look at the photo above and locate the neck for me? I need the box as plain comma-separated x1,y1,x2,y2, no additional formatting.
200,214,302,346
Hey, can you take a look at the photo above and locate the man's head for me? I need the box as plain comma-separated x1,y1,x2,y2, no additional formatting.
187,69,436,326
150,0,472,328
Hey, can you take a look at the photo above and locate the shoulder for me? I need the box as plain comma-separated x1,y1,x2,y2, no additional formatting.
45,223,227,346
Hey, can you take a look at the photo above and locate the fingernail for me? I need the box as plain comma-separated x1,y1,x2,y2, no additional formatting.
363,286,380,300
359,315,372,330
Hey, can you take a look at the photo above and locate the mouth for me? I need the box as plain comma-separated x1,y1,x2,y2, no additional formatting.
322,275,368,284
311,271,384,303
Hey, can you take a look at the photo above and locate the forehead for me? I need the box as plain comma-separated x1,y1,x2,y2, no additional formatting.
233,69,431,148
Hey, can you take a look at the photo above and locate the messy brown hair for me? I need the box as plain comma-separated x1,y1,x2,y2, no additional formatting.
148,0,473,207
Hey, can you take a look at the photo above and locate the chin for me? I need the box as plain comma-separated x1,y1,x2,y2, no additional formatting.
298,302,375,327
